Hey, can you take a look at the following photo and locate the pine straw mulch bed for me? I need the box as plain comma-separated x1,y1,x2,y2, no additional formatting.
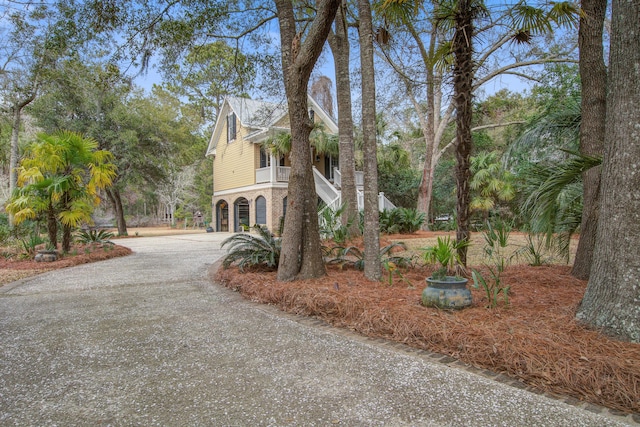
215,262,640,414
0,243,132,286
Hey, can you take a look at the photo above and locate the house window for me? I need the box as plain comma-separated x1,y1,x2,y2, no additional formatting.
308,109,315,122
227,112,237,142
255,196,266,225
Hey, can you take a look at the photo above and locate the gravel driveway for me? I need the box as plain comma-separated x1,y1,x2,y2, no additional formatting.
0,233,635,426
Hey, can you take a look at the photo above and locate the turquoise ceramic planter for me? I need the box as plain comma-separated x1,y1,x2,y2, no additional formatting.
35,250,58,262
422,276,472,309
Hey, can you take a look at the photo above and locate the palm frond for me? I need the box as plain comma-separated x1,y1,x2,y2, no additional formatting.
521,152,602,259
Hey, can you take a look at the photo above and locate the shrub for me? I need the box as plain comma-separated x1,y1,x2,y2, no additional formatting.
379,208,426,234
396,207,426,233
379,209,401,234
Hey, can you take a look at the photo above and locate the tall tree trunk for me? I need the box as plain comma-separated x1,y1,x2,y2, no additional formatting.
358,0,381,281
9,108,21,203
452,0,475,266
407,18,438,229
328,0,359,235
571,0,607,280
275,0,340,281
62,223,72,253
8,94,35,227
576,0,640,343
106,187,128,236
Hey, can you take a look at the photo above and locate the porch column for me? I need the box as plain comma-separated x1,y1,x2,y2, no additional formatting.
270,154,277,182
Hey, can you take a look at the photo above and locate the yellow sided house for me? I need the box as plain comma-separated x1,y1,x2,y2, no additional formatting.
206,95,394,233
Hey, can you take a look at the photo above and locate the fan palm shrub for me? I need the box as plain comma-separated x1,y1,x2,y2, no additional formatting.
221,225,281,271
6,131,116,252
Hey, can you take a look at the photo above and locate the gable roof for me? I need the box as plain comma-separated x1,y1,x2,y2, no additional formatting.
205,95,338,157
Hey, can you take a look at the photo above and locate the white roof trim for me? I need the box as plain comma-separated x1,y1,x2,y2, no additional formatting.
205,94,338,157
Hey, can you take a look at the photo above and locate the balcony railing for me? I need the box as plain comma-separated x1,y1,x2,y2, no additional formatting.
255,166,291,183
333,167,364,188
277,166,290,182
256,167,270,183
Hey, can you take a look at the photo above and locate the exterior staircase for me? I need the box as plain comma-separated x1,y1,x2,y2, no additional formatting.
312,167,396,212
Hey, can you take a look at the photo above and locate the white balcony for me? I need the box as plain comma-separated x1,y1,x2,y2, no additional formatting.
256,166,291,183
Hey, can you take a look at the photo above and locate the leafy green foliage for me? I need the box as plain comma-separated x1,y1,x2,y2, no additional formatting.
20,233,46,258
318,203,356,244
30,61,207,231
482,220,511,257
162,41,256,125
396,207,426,233
506,90,581,168
378,209,401,234
221,225,281,271
378,208,426,234
472,268,509,309
432,159,457,223
377,167,420,209
377,143,420,209
0,214,11,246
515,233,553,266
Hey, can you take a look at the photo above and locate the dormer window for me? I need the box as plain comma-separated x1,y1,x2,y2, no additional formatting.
227,112,237,142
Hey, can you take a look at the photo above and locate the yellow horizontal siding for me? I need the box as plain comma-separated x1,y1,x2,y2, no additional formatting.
214,120,258,192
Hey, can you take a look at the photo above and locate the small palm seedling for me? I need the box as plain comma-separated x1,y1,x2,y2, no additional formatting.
221,225,281,271
325,242,408,272
20,233,46,258
422,236,468,280
472,221,512,308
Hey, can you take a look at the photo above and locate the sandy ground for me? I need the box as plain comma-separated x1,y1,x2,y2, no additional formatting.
111,226,210,238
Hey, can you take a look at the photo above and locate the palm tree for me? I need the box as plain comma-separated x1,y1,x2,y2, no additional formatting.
433,0,577,265
439,0,487,265
469,151,515,220
6,131,116,252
